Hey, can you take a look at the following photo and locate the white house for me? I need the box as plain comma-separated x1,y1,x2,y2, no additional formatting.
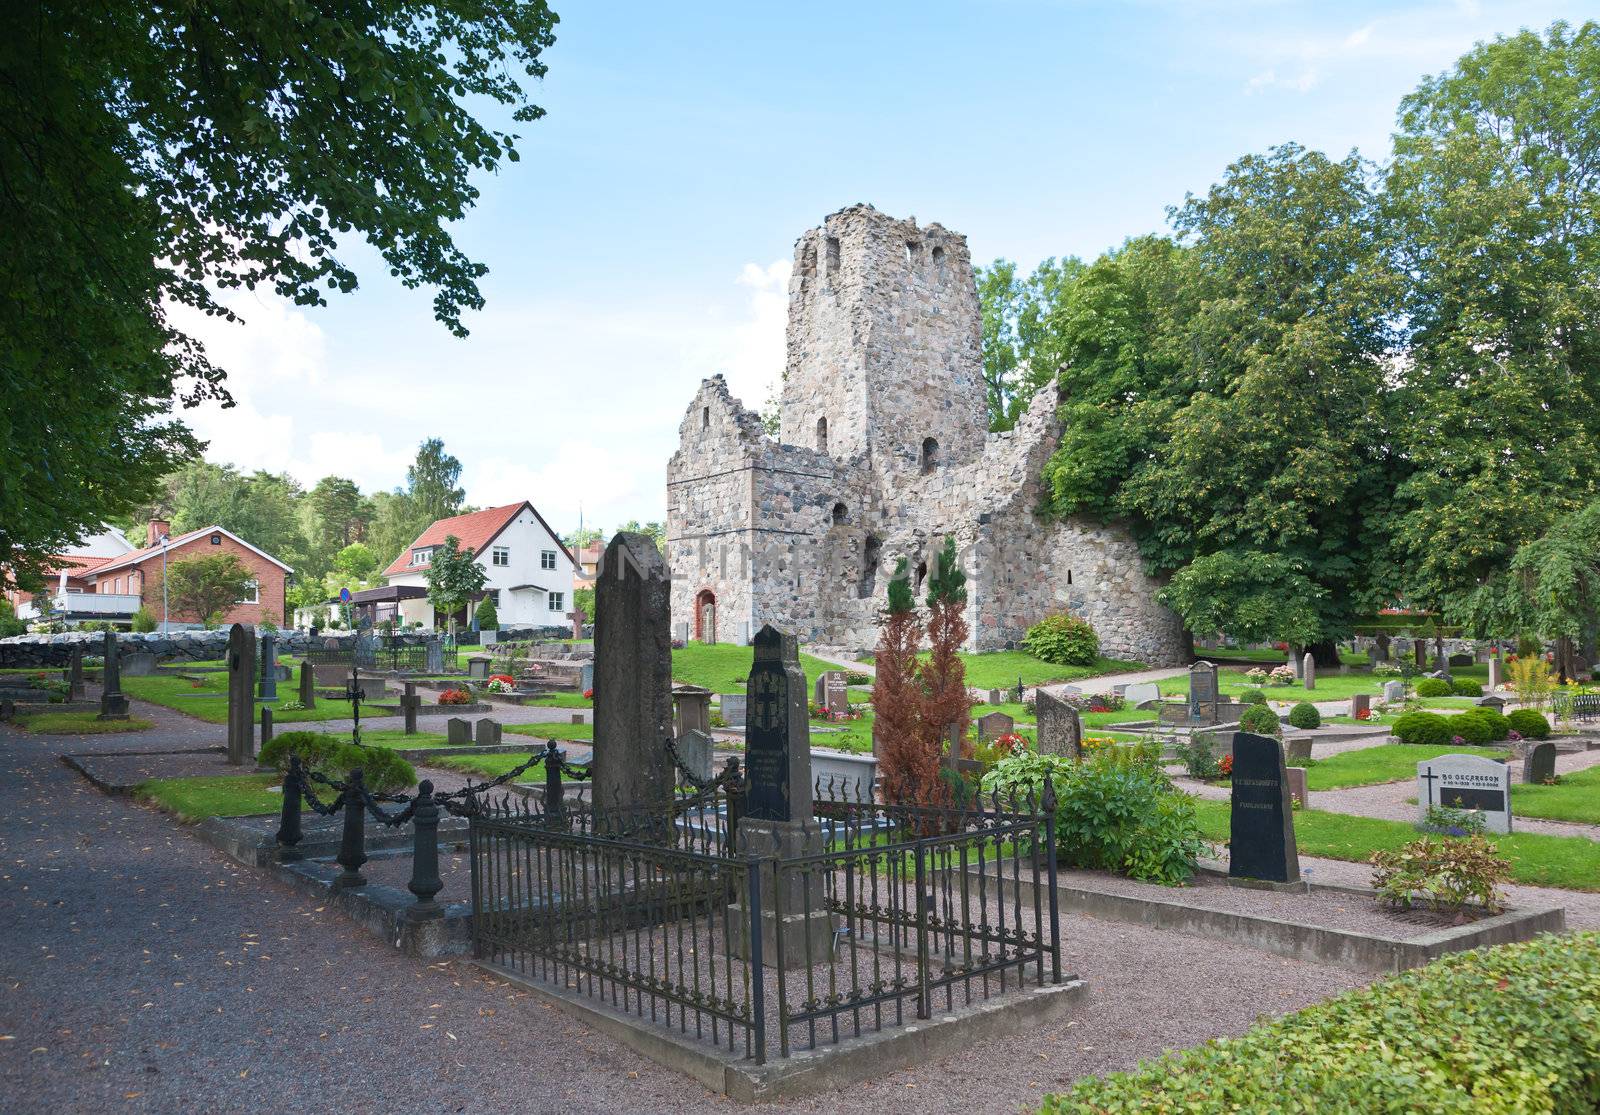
381,501,579,630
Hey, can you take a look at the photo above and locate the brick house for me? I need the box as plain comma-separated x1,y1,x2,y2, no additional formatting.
80,520,292,628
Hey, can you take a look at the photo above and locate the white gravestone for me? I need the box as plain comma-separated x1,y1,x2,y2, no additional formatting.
1124,682,1162,708
1417,754,1512,835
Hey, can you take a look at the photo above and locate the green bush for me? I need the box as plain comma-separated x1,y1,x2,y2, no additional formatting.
1507,708,1552,740
1458,707,1511,742
1414,677,1453,698
1452,679,1484,697
1041,932,1600,1113
258,730,415,792
1238,704,1281,736
1240,688,1268,705
474,596,498,631
1392,711,1451,746
1021,613,1100,667
1287,701,1321,729
1450,712,1495,745
130,607,157,632
0,599,24,638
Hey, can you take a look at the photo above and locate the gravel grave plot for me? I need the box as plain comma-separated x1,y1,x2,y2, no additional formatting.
68,749,244,791
1047,866,1485,937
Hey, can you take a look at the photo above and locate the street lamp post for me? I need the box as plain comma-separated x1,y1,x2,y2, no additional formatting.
160,534,169,633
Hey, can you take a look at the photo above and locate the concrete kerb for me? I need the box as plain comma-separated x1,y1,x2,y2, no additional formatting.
970,863,1565,975
61,748,228,795
479,960,1086,1103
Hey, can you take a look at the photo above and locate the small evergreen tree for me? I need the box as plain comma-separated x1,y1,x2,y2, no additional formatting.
474,595,498,631
424,535,486,635
873,559,930,806
921,536,971,768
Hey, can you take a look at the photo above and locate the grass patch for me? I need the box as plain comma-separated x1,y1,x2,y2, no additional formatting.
504,721,594,742
123,673,354,724
526,692,593,709
1299,744,1505,791
18,711,154,734
1191,797,1600,891
671,643,841,695
1512,765,1600,826
135,774,285,822
428,752,551,779
955,652,1146,691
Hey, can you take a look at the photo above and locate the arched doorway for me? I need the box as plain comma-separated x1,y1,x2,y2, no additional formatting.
694,588,717,644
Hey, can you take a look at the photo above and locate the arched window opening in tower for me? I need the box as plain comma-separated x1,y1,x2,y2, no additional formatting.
859,535,882,599
816,416,828,453
832,502,847,525
921,437,939,474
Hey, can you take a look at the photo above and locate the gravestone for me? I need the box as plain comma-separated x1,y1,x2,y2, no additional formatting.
676,728,714,785
1383,680,1405,704
1476,695,1507,713
813,671,849,715
579,661,594,694
720,693,747,728
425,637,444,674
466,655,492,680
1285,766,1308,809
313,662,348,688
400,682,421,735
1415,642,1427,668
674,685,713,737
1522,741,1557,786
1302,652,1316,691
1372,635,1390,663
1488,658,1504,691
976,711,1015,741
1187,661,1219,724
592,533,675,815
446,717,471,745
987,688,1004,706
224,624,254,764
571,713,585,725
1035,690,1082,759
122,651,157,677
1125,681,1161,708
69,647,85,700
0,699,12,721
1350,693,1371,718
257,633,278,700
260,707,274,746
298,662,316,709
1227,732,1300,885
1285,736,1313,764
731,624,834,969
568,608,587,641
98,631,130,721
475,718,502,747
1417,754,1511,834
1449,653,1474,668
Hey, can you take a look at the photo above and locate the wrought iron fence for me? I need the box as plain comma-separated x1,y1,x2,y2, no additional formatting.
468,779,1060,1064
302,633,456,674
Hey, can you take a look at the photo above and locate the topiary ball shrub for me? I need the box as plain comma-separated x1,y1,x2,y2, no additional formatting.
1241,688,1268,705
1392,711,1450,746
1452,679,1484,697
1414,677,1453,698
1238,704,1281,737
259,730,416,792
1287,701,1321,729
1506,708,1552,740
1450,712,1495,745
1459,708,1511,742
1022,613,1100,667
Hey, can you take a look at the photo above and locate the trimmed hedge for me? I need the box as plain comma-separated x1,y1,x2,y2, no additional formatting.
1237,704,1281,736
1507,708,1552,740
1450,712,1495,744
1022,614,1100,667
1287,701,1321,729
1042,931,1600,1113
258,730,416,792
1459,707,1511,742
1414,677,1453,698
1240,688,1268,705
1392,711,1450,746
1452,679,1484,697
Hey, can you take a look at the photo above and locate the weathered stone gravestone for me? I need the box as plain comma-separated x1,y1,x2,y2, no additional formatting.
674,684,712,737
225,624,255,764
1417,754,1512,834
1350,693,1371,718
1488,658,1504,691
122,651,157,677
1035,689,1082,759
1415,642,1427,668
425,637,444,674
1302,652,1316,691
720,693,747,728
731,624,834,968
987,688,1004,706
69,646,85,700
975,711,1015,741
475,718,502,747
568,608,587,641
813,671,849,714
1477,695,1507,713
466,655,492,680
98,631,130,721
1383,680,1405,704
1228,732,1300,885
1285,737,1313,764
260,706,274,746
592,532,675,815
1124,682,1161,708
675,728,714,785
579,661,594,693
446,717,472,745
312,662,348,688
1284,766,1308,809
1522,742,1557,786
1187,661,1219,724
255,632,277,700
298,662,316,709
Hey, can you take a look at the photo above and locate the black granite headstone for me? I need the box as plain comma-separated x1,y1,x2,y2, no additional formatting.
1522,741,1557,786
1228,731,1299,884
744,624,809,823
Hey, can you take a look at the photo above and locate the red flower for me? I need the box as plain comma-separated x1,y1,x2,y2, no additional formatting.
1219,754,1234,777
583,688,594,700
488,674,516,686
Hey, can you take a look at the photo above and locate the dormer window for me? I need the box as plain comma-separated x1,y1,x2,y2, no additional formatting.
410,547,434,567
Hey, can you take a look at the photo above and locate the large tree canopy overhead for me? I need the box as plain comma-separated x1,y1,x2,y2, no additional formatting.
0,0,558,590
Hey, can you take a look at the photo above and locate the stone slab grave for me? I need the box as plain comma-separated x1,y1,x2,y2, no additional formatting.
1417,754,1512,834
1187,661,1219,724
673,684,713,737
1285,737,1313,764
1383,680,1405,704
1228,731,1300,886
122,651,157,677
1284,766,1308,808
720,693,747,728
987,688,1004,706
1035,690,1082,759
475,718,502,747
813,670,850,715
1124,681,1162,709
312,662,349,688
975,710,1015,741
1522,741,1557,785
467,655,492,680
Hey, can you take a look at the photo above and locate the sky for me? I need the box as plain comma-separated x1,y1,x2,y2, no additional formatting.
175,0,1595,537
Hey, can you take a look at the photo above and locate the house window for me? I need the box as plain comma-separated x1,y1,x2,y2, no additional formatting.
238,580,259,605
410,547,433,566
547,591,564,613
492,546,510,566
540,550,557,570
485,589,500,607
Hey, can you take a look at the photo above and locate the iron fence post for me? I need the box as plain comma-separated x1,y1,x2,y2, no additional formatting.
724,757,743,854
544,740,563,824
334,768,368,888
275,755,304,861
914,842,931,1019
746,855,766,1065
1042,774,1061,984
407,779,444,920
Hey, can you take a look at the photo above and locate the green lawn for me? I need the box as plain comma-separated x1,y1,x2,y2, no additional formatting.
672,643,843,695
1191,797,1600,891
954,652,1146,691
1296,744,1505,791
427,752,552,779
135,774,285,822
527,692,593,709
123,673,355,724
1159,663,1492,703
18,711,155,734
504,721,594,742
1512,765,1600,825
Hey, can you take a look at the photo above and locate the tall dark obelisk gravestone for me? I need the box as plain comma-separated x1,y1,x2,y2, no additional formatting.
226,623,256,765
257,632,278,701
97,631,129,720
592,532,675,814
1227,731,1300,885
731,623,835,969
69,645,86,701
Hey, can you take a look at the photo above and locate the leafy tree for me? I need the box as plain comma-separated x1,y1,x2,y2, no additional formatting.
169,463,308,572
366,489,427,574
1,0,558,590
407,439,467,525
306,477,373,554
975,256,1082,430
565,527,604,550
1384,21,1600,632
572,585,596,620
331,542,379,584
158,554,256,628
617,520,666,554
424,535,486,633
0,599,25,638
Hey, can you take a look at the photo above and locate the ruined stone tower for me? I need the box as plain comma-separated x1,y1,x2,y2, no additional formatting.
666,204,1186,664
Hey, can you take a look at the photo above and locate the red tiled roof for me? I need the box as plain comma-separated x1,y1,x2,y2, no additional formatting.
90,525,293,577
382,503,527,578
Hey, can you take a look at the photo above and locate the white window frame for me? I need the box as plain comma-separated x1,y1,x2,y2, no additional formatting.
410,547,433,566
492,545,510,567
540,549,557,570
238,579,260,605
547,591,564,613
